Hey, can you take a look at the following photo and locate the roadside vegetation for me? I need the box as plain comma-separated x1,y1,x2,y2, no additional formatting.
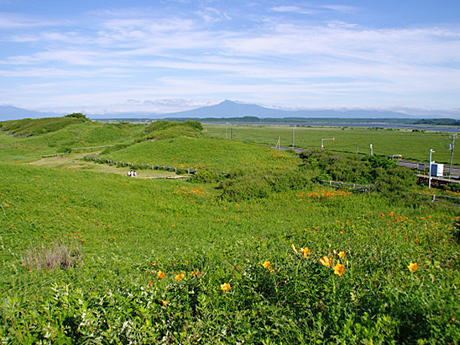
0,117,458,344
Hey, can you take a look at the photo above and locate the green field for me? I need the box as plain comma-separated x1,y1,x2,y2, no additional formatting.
0,117,459,344
204,123,460,165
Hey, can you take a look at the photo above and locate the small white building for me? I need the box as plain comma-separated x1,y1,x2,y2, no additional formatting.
430,163,444,177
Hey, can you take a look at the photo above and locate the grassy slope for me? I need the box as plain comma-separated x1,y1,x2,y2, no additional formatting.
0,117,86,137
0,121,145,162
100,136,302,171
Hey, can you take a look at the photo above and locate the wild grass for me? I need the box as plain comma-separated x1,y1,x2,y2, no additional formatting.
21,241,82,271
0,119,459,343
99,136,302,172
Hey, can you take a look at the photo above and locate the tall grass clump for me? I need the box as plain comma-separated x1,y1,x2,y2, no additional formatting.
21,241,82,271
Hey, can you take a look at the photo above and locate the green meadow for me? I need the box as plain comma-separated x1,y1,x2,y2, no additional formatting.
204,123,460,165
0,117,459,344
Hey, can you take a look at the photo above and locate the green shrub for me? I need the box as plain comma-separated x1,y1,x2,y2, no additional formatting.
188,169,225,183
365,154,398,169
57,146,72,153
64,113,88,120
301,150,416,198
219,167,310,201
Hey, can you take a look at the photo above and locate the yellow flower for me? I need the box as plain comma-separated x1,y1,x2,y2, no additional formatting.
262,261,271,269
408,262,418,272
175,272,185,281
301,247,311,258
157,270,166,279
333,261,345,276
291,243,298,254
190,270,201,277
161,300,168,306
338,251,346,259
220,283,231,292
320,256,333,267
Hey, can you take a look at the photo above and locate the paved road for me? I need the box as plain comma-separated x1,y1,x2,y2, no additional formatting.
398,160,460,177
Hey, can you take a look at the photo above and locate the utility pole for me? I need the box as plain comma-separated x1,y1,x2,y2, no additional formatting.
448,134,457,177
429,149,435,189
292,126,295,149
370,144,373,156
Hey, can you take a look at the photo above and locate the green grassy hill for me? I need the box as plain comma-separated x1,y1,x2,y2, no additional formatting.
140,119,204,140
99,136,301,171
0,118,146,162
0,116,88,137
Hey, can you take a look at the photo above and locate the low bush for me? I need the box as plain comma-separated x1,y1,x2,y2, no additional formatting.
188,168,226,183
303,150,417,200
64,113,88,120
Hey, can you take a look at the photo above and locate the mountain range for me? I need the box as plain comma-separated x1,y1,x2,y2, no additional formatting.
0,100,450,121
0,105,61,121
155,100,418,119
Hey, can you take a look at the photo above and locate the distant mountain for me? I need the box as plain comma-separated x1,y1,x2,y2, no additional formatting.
160,100,283,118
1,101,449,121
160,100,419,119
0,105,60,121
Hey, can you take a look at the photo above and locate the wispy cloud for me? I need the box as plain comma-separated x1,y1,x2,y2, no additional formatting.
322,5,358,14
271,6,316,15
0,1,459,114
0,12,60,28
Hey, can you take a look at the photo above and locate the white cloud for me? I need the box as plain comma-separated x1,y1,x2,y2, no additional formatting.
195,7,232,23
271,6,316,15
321,5,358,14
0,4,459,113
0,12,60,29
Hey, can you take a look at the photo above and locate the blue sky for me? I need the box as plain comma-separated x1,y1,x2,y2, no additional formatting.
1,0,460,117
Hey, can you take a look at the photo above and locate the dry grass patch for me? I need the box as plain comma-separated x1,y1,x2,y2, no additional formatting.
22,241,82,271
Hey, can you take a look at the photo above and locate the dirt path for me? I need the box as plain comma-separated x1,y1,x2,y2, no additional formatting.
30,152,178,178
